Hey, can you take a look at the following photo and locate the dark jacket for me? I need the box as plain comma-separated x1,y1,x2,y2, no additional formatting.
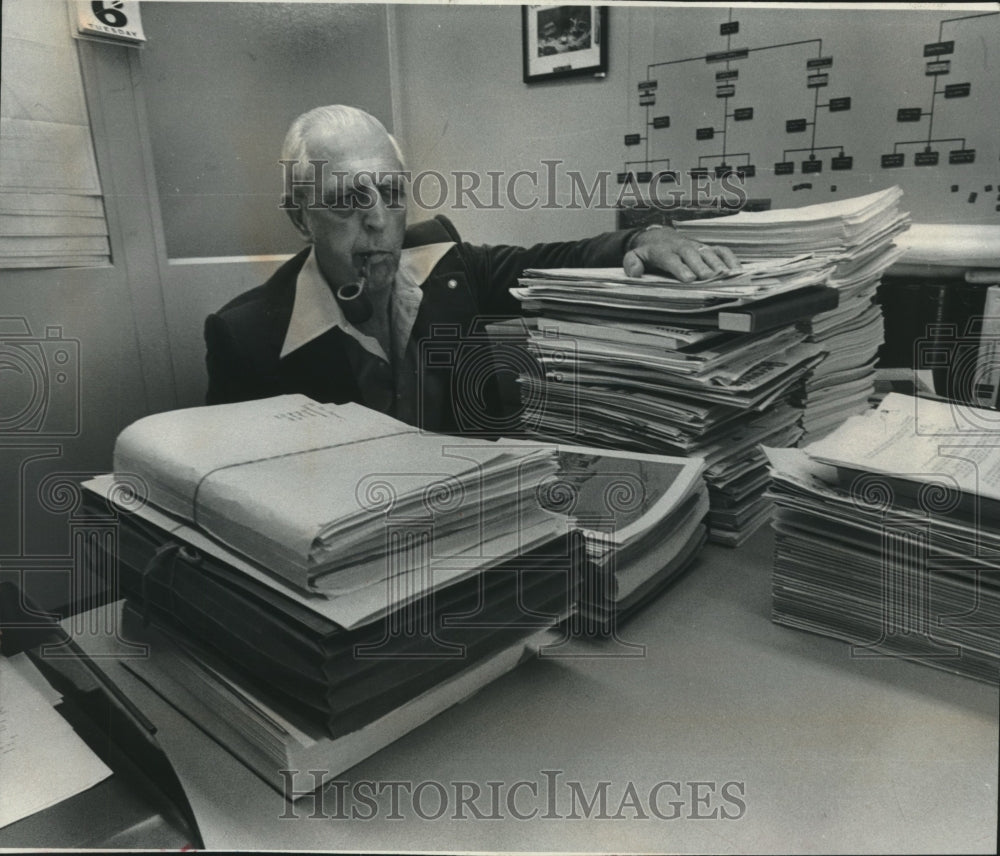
204,215,633,434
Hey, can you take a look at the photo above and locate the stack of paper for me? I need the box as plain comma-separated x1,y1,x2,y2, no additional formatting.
93,397,732,793
502,256,841,546
83,396,582,792
677,187,909,442
787,251,898,441
673,186,910,259
502,191,912,545
798,223,909,440
512,256,833,320
537,446,709,629
97,519,572,738
120,605,549,797
676,187,910,442
113,396,563,592
766,393,1000,684
497,311,820,545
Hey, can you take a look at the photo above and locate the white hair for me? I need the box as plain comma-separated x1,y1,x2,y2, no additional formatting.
281,104,406,174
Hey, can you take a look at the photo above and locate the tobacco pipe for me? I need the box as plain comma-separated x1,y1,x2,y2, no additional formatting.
335,256,374,325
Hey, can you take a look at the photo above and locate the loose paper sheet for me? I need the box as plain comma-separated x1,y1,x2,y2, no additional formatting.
806,392,1000,503
0,653,111,829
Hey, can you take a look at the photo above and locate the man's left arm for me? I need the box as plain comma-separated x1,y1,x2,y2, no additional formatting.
458,225,740,315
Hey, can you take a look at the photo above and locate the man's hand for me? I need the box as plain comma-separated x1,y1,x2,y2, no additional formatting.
623,224,741,283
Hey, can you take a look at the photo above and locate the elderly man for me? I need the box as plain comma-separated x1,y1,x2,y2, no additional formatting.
205,105,739,434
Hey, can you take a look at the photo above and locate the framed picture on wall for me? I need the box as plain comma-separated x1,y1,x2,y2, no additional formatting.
522,5,608,83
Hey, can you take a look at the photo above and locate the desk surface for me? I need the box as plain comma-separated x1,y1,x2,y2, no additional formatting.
81,527,997,853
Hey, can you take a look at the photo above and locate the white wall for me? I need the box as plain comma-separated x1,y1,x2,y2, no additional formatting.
394,4,1000,237
140,1,395,259
396,3,629,246
140,2,400,407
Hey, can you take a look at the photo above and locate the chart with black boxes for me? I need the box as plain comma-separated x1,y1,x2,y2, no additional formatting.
620,6,1000,224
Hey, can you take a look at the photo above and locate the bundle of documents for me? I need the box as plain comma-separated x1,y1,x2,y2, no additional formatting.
502,247,846,545
673,186,910,260
112,396,563,592
492,310,820,545
797,215,909,440
503,190,912,545
85,395,723,792
539,446,709,629
766,393,1000,684
80,395,581,792
82,474,574,740
120,605,551,797
676,186,910,442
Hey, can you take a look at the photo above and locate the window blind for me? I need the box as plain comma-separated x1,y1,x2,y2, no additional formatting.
0,0,111,269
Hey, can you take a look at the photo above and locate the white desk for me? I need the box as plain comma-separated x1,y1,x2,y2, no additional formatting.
81,527,997,853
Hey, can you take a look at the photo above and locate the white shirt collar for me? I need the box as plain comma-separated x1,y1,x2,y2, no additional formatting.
280,240,455,360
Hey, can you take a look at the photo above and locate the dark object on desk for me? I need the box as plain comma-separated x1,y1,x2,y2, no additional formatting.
876,274,950,369
0,582,204,850
877,274,999,409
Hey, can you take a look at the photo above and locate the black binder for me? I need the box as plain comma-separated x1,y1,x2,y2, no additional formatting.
83,490,582,739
